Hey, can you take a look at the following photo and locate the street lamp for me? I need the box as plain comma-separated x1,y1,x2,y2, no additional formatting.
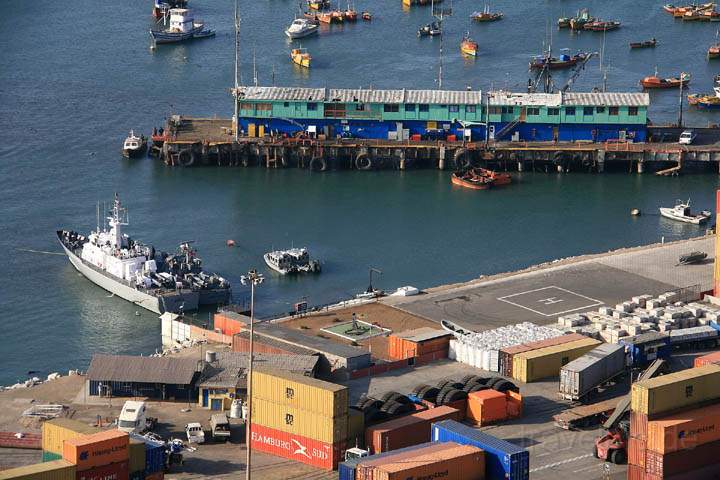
240,269,264,480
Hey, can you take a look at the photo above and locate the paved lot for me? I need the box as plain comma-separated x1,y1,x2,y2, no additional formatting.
390,236,714,331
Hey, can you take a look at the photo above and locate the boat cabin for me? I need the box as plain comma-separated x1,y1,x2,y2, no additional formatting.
169,9,194,32
234,86,650,142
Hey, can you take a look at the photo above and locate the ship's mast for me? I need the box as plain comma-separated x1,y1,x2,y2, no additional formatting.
233,0,241,141
107,193,128,249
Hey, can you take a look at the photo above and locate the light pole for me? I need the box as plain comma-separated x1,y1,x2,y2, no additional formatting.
240,269,264,480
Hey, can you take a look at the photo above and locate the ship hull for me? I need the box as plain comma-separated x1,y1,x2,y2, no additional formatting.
57,233,199,314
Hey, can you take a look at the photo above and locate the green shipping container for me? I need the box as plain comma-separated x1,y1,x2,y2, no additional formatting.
41,451,62,462
129,439,147,473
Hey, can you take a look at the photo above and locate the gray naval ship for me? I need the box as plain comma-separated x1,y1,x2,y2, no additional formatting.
57,194,231,314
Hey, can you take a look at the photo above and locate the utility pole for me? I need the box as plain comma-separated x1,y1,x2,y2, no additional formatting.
678,72,685,128
233,0,241,141
241,270,264,480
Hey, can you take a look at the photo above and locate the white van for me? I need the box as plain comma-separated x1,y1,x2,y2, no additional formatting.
118,400,147,434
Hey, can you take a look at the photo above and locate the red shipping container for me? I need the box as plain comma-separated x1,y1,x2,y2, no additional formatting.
372,444,484,480
444,399,467,419
355,443,459,480
77,460,129,480
694,351,720,368
64,430,129,472
631,411,648,442
250,423,344,470
628,437,646,468
645,438,720,477
627,464,645,480
365,406,460,454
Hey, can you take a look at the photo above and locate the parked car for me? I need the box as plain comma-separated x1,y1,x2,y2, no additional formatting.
210,413,231,442
185,422,206,444
679,130,696,145
118,401,147,434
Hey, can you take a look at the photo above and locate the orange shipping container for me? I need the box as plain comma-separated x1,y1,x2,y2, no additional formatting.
627,464,645,480
694,351,720,368
466,390,507,426
63,430,129,471
372,444,485,480
631,411,648,442
628,437,646,468
365,406,461,453
647,402,720,454
387,329,451,360
355,443,460,480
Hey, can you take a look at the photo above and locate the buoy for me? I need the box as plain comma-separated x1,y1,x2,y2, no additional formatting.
226,239,236,247
135,311,141,316
631,208,641,216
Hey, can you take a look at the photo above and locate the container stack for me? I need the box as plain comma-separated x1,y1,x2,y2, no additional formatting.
250,368,349,470
512,337,601,383
339,441,485,480
62,430,130,480
449,323,566,372
41,418,100,462
431,419,529,480
498,333,588,377
364,406,461,453
628,364,720,479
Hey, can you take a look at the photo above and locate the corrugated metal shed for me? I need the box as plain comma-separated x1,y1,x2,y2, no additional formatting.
87,354,201,385
563,92,650,106
253,323,371,360
198,352,319,388
238,86,483,105
488,91,562,106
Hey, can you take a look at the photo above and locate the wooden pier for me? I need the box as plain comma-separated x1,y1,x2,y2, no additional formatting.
154,117,720,173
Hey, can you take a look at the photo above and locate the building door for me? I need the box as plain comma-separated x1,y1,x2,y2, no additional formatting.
202,389,209,407
211,399,223,411
553,127,559,142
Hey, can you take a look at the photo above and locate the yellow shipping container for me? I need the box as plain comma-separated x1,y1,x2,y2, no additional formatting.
251,396,348,444
0,460,75,480
129,438,147,474
252,368,348,418
41,418,100,455
512,337,601,383
631,364,720,416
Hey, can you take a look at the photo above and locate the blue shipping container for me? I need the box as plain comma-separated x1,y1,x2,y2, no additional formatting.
338,442,436,480
619,333,671,367
129,433,166,475
431,420,529,480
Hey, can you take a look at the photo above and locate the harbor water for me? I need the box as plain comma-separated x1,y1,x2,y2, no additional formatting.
1,0,720,385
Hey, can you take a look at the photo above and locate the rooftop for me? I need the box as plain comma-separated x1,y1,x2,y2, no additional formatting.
233,330,317,356
395,327,452,343
87,354,201,385
252,323,372,360
198,352,319,388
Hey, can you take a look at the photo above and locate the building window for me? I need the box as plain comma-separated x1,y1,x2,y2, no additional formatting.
283,102,290,107
255,103,272,111
285,387,294,399
324,103,346,118
527,107,540,116
583,107,594,116
449,105,459,112
384,104,399,113
419,104,429,112
490,106,501,115
466,105,476,113
609,106,619,116
547,108,559,116
355,103,366,111
307,103,317,111
628,106,639,116
285,414,294,425
405,103,416,112
596,106,605,114
565,107,576,116
501,106,514,114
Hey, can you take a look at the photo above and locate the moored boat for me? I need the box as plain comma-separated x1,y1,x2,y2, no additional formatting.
451,170,493,190
640,71,690,89
285,18,319,39
150,9,215,44
418,22,442,36
291,47,312,68
361,11,372,20
569,9,594,30
471,5,503,22
710,43,720,58
307,0,330,10
687,76,720,108
343,2,358,21
475,167,512,185
460,33,478,56
152,0,187,19
122,130,147,158
584,20,621,31
264,248,321,275
558,17,571,28
529,51,589,70
659,200,711,224
630,38,657,49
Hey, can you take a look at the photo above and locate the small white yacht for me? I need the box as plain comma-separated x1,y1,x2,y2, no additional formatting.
122,130,147,158
285,18,319,39
659,199,711,225
264,247,321,274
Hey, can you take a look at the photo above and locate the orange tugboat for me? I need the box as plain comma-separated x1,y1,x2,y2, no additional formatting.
460,33,479,56
640,70,690,89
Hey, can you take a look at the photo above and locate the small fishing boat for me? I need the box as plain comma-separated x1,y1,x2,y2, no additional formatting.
451,170,493,190
361,11,372,20
688,77,720,109
307,0,330,10
317,11,333,23
285,18,319,39
659,200,711,224
122,131,147,158
460,33,478,56
471,5,503,22
709,43,720,58
663,4,678,14
584,20,621,31
474,167,512,185
630,38,657,49
330,9,344,22
343,2,358,21
558,17,571,28
150,9,214,44
701,9,720,21
264,248,321,275
569,9,594,30
640,71,690,89
418,22,442,36
529,51,589,70
291,47,312,68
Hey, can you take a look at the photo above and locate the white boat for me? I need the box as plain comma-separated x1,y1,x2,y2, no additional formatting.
264,247,321,274
659,199,711,224
122,130,147,158
285,18,319,39
150,9,215,44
